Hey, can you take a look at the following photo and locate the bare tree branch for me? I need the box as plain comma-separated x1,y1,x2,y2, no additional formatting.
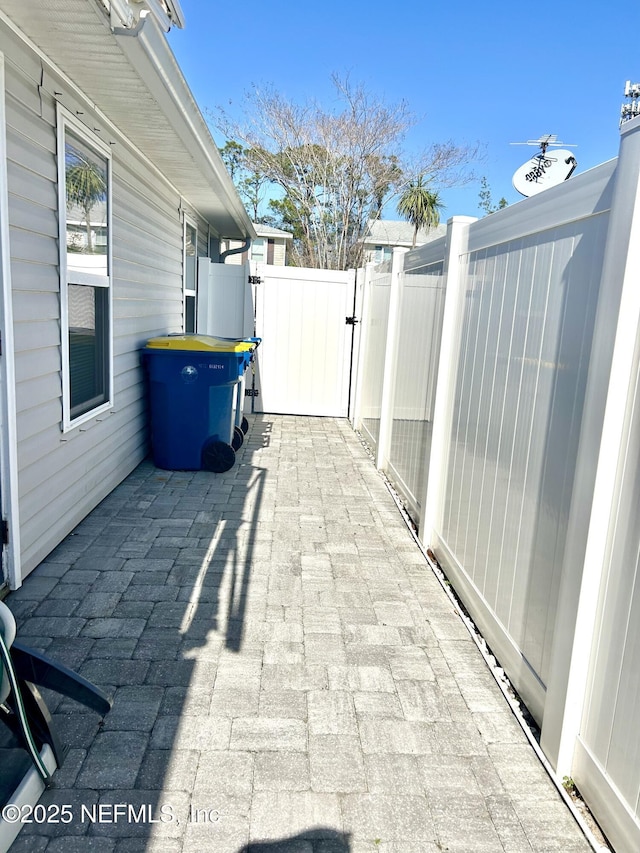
211,76,481,269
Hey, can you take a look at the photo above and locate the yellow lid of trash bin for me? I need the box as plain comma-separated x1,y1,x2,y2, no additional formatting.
145,335,255,353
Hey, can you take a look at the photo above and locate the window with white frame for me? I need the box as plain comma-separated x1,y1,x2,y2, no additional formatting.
374,245,392,264
184,220,197,332
250,237,266,263
58,110,112,428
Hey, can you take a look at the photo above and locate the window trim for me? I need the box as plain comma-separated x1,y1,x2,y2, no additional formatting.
183,216,197,333
374,245,392,264
57,105,113,432
250,237,266,263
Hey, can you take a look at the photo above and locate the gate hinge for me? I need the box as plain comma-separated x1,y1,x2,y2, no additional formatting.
248,276,262,285
345,316,359,325
245,389,260,397
1,518,9,546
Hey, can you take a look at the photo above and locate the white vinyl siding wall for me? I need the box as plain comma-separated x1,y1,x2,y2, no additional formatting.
2,30,191,577
271,239,286,266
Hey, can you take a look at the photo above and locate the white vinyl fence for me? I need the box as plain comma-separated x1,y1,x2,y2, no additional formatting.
352,115,640,853
386,249,446,520
355,261,393,453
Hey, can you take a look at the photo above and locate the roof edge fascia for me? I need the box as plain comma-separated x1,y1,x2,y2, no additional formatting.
0,6,254,240
0,8,177,197
116,15,255,239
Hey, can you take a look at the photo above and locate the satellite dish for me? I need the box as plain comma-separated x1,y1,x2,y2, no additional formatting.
510,135,578,197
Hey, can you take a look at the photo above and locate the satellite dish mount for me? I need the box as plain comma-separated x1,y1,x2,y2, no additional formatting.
511,135,578,197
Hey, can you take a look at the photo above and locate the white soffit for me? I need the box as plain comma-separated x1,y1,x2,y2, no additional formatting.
0,0,253,239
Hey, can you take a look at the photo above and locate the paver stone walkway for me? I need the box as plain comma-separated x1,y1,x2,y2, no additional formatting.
4,415,594,853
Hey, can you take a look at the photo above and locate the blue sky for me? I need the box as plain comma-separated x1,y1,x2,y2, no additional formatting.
168,0,637,219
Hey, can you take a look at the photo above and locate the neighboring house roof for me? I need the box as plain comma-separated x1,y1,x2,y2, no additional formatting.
363,219,447,247
253,224,293,241
0,0,254,241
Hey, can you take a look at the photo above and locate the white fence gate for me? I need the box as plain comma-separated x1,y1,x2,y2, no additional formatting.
251,265,357,417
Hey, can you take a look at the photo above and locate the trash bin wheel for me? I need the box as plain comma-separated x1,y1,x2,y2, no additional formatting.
201,439,236,473
240,416,249,435
232,425,244,451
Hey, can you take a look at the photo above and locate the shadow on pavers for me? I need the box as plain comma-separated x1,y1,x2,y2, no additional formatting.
177,415,271,654
238,828,351,852
4,415,275,849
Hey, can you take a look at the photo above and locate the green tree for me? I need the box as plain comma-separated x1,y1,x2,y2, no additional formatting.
397,176,445,247
370,154,403,218
218,141,271,221
478,176,508,215
218,140,245,180
239,147,271,222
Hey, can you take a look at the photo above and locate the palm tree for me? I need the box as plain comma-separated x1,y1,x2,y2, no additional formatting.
397,176,444,247
65,153,107,253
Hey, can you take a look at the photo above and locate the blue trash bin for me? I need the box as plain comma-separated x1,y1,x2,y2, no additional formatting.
142,335,258,473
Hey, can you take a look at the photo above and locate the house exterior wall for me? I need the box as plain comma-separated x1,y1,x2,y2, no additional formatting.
363,245,393,265
270,239,286,266
2,24,200,578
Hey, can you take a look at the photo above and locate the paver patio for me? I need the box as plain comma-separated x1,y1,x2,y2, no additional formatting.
3,415,594,853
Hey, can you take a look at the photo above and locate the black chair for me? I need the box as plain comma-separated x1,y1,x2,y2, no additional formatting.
0,599,111,850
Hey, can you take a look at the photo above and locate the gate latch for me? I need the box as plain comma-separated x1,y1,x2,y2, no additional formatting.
248,275,262,285
345,316,359,325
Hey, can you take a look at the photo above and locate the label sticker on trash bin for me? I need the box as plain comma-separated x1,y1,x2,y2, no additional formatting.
181,365,198,383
